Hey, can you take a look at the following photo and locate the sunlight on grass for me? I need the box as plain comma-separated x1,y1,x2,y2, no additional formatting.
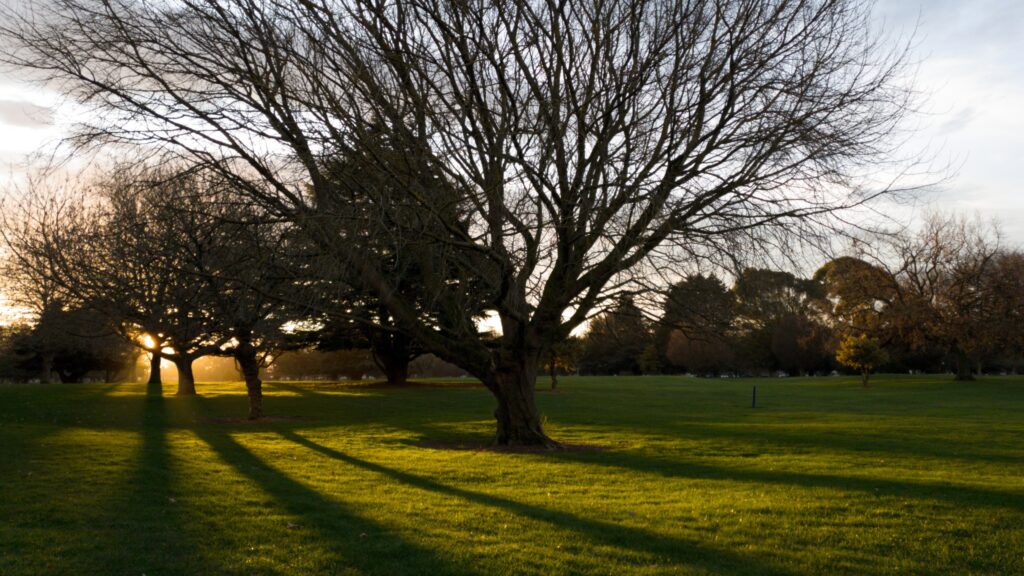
2,376,1023,574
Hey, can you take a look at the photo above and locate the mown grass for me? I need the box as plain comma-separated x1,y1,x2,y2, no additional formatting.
1,374,1022,575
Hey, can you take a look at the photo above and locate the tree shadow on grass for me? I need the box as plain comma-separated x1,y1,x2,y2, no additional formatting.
192,420,472,576
547,448,1024,514
554,414,1024,467
96,379,200,575
276,429,797,576
0,382,123,471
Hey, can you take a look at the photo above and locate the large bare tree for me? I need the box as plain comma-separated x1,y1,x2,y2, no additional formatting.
2,0,916,445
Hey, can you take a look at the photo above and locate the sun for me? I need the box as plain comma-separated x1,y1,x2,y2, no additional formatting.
140,334,157,350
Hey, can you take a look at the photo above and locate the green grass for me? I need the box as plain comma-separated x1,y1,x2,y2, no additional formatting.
1,375,1023,575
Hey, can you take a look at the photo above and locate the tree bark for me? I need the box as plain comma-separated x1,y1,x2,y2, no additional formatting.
236,348,263,420
861,370,869,387
955,351,975,381
234,352,260,420
549,355,558,391
147,351,162,386
486,349,558,448
173,356,197,395
234,331,264,419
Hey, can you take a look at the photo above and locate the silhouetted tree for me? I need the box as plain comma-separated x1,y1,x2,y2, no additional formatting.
657,274,736,372
542,337,583,390
665,329,736,375
732,269,830,374
581,298,653,375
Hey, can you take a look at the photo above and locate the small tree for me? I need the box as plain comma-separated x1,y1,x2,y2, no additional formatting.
836,334,888,387
542,337,583,390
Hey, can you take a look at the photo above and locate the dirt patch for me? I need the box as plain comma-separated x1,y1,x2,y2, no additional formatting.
417,439,608,454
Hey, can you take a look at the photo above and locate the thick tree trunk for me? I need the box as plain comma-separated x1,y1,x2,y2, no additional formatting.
955,351,975,382
371,332,412,386
381,355,409,386
147,351,162,386
486,350,558,448
236,349,263,420
173,357,197,395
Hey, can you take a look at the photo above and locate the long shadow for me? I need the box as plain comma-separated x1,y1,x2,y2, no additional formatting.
97,379,198,575
0,382,124,474
0,382,141,575
548,448,1024,514
530,378,1024,469
193,421,471,576
277,429,797,576
264,381,329,397
550,412,1024,467
689,422,1024,466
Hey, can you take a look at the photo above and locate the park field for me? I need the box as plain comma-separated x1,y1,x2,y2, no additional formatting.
1,375,1022,575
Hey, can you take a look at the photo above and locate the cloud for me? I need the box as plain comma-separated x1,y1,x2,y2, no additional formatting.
936,107,975,135
0,99,55,128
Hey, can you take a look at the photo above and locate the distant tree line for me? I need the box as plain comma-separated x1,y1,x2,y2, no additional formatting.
575,215,1024,379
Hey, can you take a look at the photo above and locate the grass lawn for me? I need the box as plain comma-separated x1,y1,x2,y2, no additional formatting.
1,375,1023,575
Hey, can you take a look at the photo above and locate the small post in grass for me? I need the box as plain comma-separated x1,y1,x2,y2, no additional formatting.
752,385,757,409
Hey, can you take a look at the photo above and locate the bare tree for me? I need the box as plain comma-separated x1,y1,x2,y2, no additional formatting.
857,214,1003,380
180,180,294,418
987,250,1024,372
2,0,916,445
1,202,69,383
2,167,237,394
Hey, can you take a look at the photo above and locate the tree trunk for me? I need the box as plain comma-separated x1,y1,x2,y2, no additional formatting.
382,355,409,386
371,332,412,386
173,357,197,395
236,348,263,420
40,352,56,384
861,370,869,388
549,356,558,391
955,351,975,381
147,351,162,385
486,350,558,448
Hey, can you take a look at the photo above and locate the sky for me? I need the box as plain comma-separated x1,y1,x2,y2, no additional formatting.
0,0,1022,243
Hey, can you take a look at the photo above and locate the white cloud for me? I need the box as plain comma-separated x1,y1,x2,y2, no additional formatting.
0,99,54,128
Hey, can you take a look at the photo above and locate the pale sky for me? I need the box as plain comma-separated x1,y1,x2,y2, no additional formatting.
0,1,1022,244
